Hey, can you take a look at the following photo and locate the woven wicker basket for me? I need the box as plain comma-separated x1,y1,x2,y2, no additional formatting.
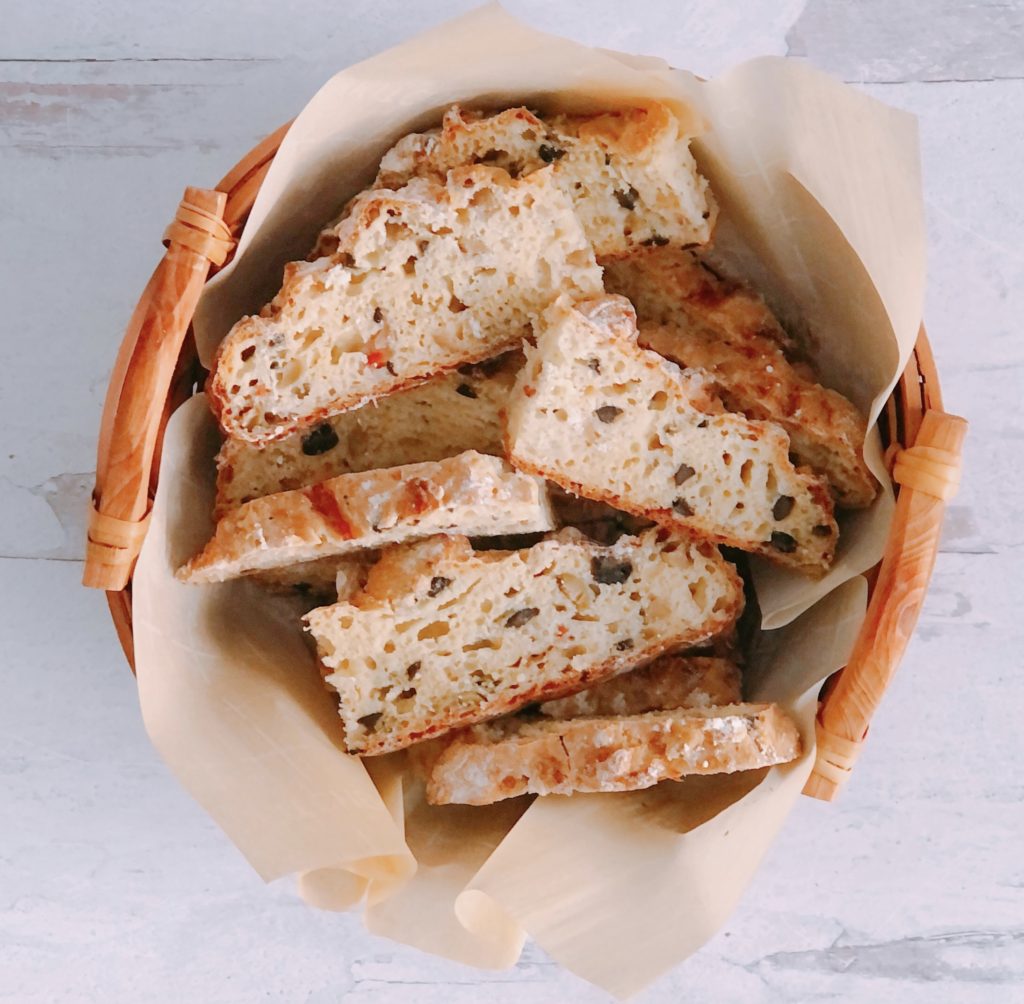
82,122,966,802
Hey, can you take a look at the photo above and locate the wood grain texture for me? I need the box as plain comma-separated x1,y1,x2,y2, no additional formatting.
83,187,229,589
806,409,967,800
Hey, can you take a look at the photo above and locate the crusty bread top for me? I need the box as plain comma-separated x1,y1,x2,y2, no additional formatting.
208,166,601,444
426,702,802,805
602,246,800,357
305,527,743,755
355,103,715,257
178,451,553,584
214,351,523,517
538,654,741,718
504,295,838,574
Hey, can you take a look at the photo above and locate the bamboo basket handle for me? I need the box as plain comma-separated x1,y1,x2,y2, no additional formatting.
83,187,234,590
804,406,967,800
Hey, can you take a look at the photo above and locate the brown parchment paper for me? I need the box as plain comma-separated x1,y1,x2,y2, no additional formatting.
132,5,926,996
133,397,415,905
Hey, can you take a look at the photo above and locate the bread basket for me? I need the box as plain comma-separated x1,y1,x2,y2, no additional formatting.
82,119,966,803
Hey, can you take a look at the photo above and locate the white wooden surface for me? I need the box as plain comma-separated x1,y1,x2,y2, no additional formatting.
2,2,1022,1000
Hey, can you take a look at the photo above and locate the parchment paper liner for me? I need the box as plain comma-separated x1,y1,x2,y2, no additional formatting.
133,5,924,995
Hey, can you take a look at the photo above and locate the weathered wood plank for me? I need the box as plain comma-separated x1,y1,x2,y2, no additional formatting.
0,0,806,75
788,0,1024,82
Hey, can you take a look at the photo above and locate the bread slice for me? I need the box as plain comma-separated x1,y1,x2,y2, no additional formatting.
214,351,522,517
604,248,877,508
425,703,802,805
410,651,741,781
304,527,743,755
504,296,838,575
178,452,554,584
538,654,741,718
208,166,602,444
602,246,799,356
638,324,877,508
331,103,715,257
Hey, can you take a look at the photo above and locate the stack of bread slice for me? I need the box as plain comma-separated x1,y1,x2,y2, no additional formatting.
181,101,878,804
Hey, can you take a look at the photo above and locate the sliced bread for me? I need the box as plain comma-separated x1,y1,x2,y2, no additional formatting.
426,703,802,805
602,246,799,356
208,166,602,444
340,103,715,257
603,247,876,507
504,296,838,575
305,527,743,755
639,323,877,508
214,351,522,516
538,654,741,718
178,451,553,584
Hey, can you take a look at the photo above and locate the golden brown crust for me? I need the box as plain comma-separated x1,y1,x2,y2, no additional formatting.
426,703,802,805
538,654,742,718
602,246,798,355
178,452,552,583
567,103,678,157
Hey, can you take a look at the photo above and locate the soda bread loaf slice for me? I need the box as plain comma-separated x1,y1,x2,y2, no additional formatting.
604,248,876,508
208,166,602,444
425,703,802,805
538,654,741,718
639,324,877,508
304,527,743,755
342,103,715,257
409,651,742,782
214,351,522,516
602,246,800,357
178,452,553,584
504,296,838,575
